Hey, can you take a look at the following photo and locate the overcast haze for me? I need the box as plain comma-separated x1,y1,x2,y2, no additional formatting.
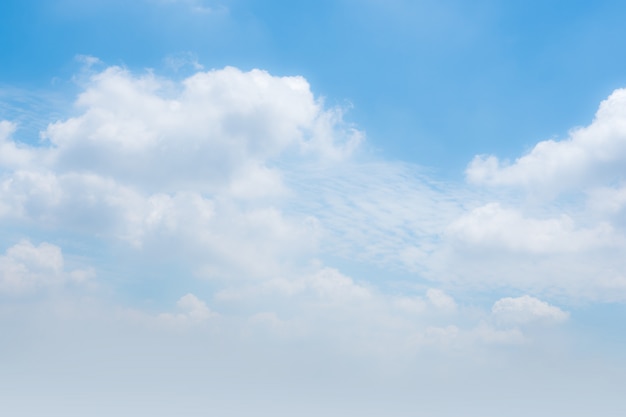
2,1,626,416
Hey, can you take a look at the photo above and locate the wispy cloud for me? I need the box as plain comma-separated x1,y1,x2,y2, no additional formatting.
150,0,228,14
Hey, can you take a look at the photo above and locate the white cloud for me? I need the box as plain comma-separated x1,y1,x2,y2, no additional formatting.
426,288,456,312
158,293,216,324
0,65,356,281
41,66,359,194
447,202,621,254
163,52,204,72
0,170,148,240
466,88,626,193
214,267,480,355
282,156,626,300
75,54,102,70
587,184,626,215
469,323,526,345
0,66,364,282
3,63,626,364
433,87,626,299
215,267,373,306
0,121,37,169
0,169,314,279
492,295,569,325
295,267,373,301
0,240,94,294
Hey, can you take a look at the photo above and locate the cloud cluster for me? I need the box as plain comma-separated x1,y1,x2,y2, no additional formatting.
7,63,619,417
5,62,618,357
443,89,626,302
0,66,360,282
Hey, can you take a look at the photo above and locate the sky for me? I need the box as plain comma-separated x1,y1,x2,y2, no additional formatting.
2,0,626,416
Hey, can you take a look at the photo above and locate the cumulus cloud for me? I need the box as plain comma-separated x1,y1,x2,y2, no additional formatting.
492,295,569,325
42,65,360,193
158,293,216,324
447,202,622,254
466,88,626,193
425,87,626,299
0,65,360,283
0,240,94,294
0,121,37,169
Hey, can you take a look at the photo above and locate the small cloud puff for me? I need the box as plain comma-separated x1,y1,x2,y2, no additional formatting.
158,293,217,324
163,51,204,72
491,295,569,325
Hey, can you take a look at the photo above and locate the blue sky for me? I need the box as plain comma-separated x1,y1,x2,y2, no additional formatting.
5,0,626,169
2,1,626,416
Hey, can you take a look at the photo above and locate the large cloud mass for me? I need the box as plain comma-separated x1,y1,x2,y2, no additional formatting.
4,63,625,353
41,66,361,192
0,66,360,283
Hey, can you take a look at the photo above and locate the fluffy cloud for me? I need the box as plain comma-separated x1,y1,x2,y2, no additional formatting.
587,184,626,217
0,240,94,294
491,295,569,325
466,88,626,193
447,202,621,254
42,66,360,193
0,121,36,169
0,172,316,281
158,293,217,324
2,63,626,361
0,65,359,282
427,199,626,299
423,87,626,300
